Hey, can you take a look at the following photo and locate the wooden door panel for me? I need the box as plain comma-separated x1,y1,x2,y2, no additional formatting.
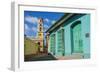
72,22,83,53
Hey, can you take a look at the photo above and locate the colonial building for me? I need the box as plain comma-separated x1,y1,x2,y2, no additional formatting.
46,13,90,59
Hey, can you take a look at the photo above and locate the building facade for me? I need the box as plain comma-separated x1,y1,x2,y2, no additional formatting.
46,13,90,59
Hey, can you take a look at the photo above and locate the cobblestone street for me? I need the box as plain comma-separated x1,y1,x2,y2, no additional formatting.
24,53,57,61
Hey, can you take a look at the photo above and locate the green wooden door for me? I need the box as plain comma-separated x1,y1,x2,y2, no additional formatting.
72,22,83,53
50,34,55,55
57,29,65,56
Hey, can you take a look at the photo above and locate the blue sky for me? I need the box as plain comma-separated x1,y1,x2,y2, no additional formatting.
24,11,64,38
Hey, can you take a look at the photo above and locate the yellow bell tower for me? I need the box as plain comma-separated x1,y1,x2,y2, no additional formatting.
37,18,44,52
38,18,44,39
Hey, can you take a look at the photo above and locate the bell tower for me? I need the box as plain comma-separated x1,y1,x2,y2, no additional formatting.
38,18,44,39
37,18,44,52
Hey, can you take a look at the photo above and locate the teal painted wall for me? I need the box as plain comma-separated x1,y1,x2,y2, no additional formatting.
64,26,72,55
81,14,90,58
55,31,58,56
48,32,55,55
63,14,84,55
48,14,90,58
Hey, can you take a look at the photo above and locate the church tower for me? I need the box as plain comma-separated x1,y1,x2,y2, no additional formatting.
37,18,44,52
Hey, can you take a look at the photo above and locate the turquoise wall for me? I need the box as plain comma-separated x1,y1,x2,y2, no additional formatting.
64,26,72,55
81,14,90,58
63,14,90,58
48,14,90,58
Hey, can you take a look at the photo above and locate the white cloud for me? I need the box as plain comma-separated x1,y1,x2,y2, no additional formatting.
44,18,50,23
25,16,38,24
32,26,37,32
24,24,30,36
25,24,30,30
44,24,49,28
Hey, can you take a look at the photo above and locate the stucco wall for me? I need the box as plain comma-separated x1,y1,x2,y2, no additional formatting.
64,14,90,58
48,14,90,58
